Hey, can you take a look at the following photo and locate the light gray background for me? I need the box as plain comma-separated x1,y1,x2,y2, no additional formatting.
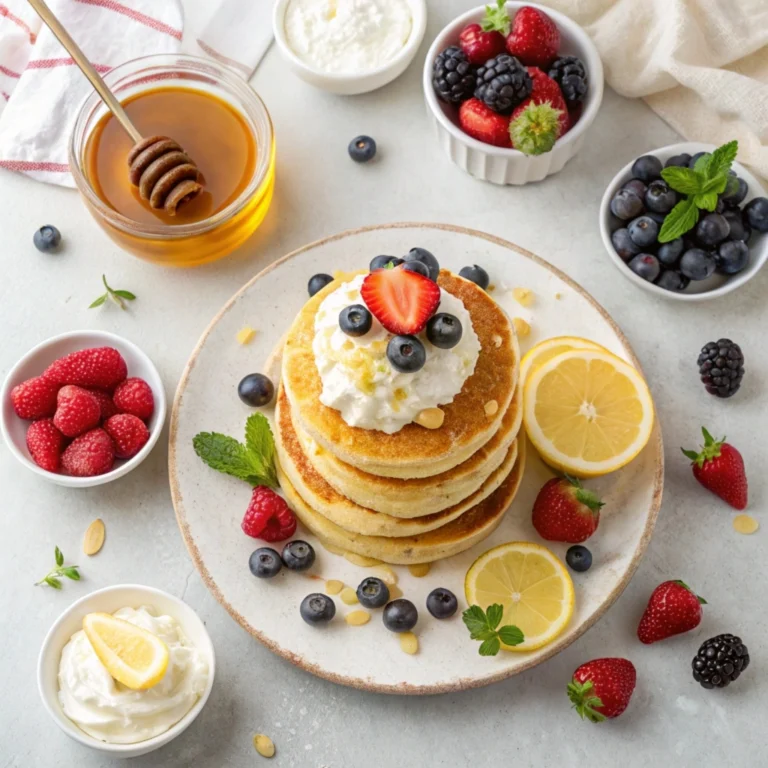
1,1,765,766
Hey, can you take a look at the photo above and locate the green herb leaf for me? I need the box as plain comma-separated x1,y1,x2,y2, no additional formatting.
36,547,82,590
706,140,738,179
55,546,64,566
660,166,703,195
481,0,511,35
701,173,729,195
658,197,700,243
693,191,719,212
244,413,277,487
694,154,712,175
45,576,62,589
462,605,490,639
90,274,137,311
463,605,524,656
486,603,503,630
62,566,80,581
193,432,271,486
113,290,137,301
479,636,501,656
498,625,525,646
88,294,107,309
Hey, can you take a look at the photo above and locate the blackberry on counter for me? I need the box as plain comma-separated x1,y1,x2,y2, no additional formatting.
433,46,476,104
692,634,750,689
697,339,745,398
474,54,532,114
548,55,588,106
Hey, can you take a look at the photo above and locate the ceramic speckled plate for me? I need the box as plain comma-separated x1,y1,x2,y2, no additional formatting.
169,223,663,694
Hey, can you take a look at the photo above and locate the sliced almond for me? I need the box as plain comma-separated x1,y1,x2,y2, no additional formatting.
236,326,256,345
340,587,359,605
491,334,503,348
408,563,431,578
370,564,398,586
343,552,382,568
399,632,419,654
388,583,403,600
733,514,759,534
512,287,534,307
513,317,531,338
484,400,499,418
253,734,275,758
345,610,371,626
83,518,105,556
414,407,444,430
325,579,344,595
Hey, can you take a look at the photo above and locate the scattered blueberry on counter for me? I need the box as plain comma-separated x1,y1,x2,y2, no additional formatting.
33,225,62,253
348,135,376,163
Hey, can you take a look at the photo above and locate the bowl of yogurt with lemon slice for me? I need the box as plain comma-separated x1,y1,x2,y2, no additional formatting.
273,0,427,94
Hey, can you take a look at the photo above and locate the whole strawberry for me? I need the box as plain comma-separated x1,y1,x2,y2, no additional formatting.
11,376,59,420
61,428,116,477
509,67,568,155
638,580,706,644
506,6,560,69
532,475,603,543
26,418,66,473
53,385,102,438
242,486,297,543
459,0,509,65
459,98,512,148
44,347,127,391
682,427,747,510
568,658,636,722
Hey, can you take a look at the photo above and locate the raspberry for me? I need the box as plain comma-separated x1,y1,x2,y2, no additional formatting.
26,418,66,473
11,376,59,420
104,413,150,459
53,385,101,438
113,377,155,422
44,347,128,390
241,486,297,542
61,428,115,477
88,389,118,422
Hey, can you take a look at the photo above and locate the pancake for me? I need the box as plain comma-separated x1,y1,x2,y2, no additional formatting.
293,383,522,516
282,270,519,478
279,439,526,565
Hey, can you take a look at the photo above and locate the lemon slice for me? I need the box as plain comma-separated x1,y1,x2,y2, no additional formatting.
83,612,169,690
465,542,574,652
524,348,654,477
519,336,606,385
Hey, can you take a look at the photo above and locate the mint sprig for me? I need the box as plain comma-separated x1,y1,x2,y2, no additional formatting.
89,274,137,310
35,546,81,589
481,0,511,35
462,604,524,656
658,140,739,243
193,413,278,488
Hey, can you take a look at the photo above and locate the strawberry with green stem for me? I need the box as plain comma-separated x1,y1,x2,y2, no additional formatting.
459,0,510,65
532,474,603,543
568,657,636,722
682,427,747,510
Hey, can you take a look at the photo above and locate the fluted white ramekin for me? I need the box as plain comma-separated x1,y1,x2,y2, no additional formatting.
423,2,604,185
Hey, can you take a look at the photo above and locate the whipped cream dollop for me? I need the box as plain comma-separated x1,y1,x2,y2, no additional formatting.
312,274,481,433
58,606,209,745
284,0,413,74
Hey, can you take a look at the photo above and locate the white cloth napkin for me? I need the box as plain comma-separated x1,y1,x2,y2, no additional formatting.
543,0,768,178
0,0,274,187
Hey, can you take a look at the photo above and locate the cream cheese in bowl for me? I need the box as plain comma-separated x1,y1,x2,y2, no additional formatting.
284,0,413,74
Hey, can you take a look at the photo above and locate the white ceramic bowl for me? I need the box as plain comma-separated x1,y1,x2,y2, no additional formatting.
272,0,427,95
38,584,215,759
0,330,166,487
423,2,604,185
600,142,768,301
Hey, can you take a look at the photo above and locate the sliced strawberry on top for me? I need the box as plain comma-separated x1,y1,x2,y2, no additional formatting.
361,265,440,335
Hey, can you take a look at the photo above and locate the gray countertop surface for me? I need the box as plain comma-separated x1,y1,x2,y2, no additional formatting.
1,2,765,766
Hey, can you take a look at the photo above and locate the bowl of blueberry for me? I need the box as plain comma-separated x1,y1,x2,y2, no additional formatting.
600,141,768,300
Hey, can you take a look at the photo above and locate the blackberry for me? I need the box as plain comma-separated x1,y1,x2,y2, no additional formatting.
548,55,588,106
432,46,476,104
692,634,749,689
697,339,744,398
474,55,532,115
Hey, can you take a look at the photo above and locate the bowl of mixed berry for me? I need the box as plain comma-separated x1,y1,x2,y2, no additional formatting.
423,2,603,184
600,141,768,300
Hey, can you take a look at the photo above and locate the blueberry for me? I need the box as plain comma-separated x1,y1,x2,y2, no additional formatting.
426,313,462,349
621,178,647,198
611,228,641,262
382,599,418,632
281,540,316,571
33,225,61,253
402,260,430,278
628,254,660,282
723,209,750,243
645,211,667,226
370,255,403,271
426,588,458,619
565,545,592,572
628,216,659,248
695,213,730,246
645,180,678,213
656,270,689,292
716,240,749,275
689,151,711,169
339,304,372,337
657,238,684,267
631,155,663,183
680,248,716,281
665,153,691,168
348,135,376,163
610,189,644,221
249,547,282,578
387,335,426,373
744,197,768,233
300,593,336,624
405,247,440,281
238,373,274,407
308,273,333,297
722,176,748,207
458,264,490,289
356,577,390,609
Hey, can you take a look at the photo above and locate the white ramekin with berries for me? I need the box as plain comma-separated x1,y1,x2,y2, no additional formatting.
423,2,603,185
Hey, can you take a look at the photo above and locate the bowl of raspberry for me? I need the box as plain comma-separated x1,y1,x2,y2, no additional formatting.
1,330,166,487
424,2,603,185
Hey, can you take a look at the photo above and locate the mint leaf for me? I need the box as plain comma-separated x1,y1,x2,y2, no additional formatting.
462,605,490,639
701,173,729,195
479,636,501,656
486,603,504,630
498,625,525,646
694,154,712,175
660,166,703,195
55,546,64,566
693,191,719,212
706,140,738,179
193,432,270,486
245,413,277,487
658,197,700,243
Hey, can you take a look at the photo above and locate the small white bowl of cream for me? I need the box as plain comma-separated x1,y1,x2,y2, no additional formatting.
38,585,215,758
273,0,427,94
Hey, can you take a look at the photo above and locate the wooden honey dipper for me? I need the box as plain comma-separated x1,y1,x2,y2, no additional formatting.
29,0,203,215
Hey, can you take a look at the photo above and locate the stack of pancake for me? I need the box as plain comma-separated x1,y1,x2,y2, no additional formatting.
274,270,525,565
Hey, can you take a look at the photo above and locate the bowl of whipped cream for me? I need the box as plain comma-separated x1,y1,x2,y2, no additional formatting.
37,585,215,758
273,0,427,95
